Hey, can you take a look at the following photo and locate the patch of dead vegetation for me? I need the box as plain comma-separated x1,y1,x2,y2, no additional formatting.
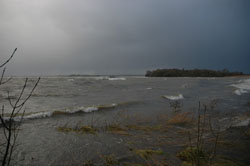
133,149,164,160
105,122,167,136
166,112,194,126
106,123,131,136
57,126,98,135
101,155,119,166
123,148,167,166
126,124,163,132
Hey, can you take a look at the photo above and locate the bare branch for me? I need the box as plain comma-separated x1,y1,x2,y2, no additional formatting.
1,49,40,166
16,77,40,109
0,106,9,130
0,67,12,86
0,67,6,85
7,92,14,108
0,48,17,69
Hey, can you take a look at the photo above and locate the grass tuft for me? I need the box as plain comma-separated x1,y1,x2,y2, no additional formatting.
126,124,162,132
57,126,98,135
106,124,130,136
102,155,119,166
176,147,206,163
133,149,164,160
167,112,194,126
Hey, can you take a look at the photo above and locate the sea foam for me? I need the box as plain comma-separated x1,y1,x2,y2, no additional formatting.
95,77,126,81
231,79,250,95
2,103,118,122
108,77,126,81
163,94,184,100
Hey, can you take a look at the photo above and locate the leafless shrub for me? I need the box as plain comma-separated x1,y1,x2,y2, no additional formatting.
0,48,40,166
178,101,233,166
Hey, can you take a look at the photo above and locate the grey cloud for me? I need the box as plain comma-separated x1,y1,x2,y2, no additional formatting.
0,0,249,75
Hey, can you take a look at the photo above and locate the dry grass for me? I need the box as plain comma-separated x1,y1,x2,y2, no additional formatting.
106,123,130,136
126,124,163,132
133,149,164,160
101,155,119,166
166,112,194,126
105,122,163,136
57,126,98,134
126,149,167,166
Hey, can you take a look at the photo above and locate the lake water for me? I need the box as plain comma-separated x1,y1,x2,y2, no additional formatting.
0,76,250,165
1,76,249,118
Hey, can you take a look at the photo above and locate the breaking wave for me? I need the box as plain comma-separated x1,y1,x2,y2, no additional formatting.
163,94,184,100
95,76,109,80
1,101,141,122
108,77,126,81
95,76,126,81
67,78,75,82
231,79,250,95
1,103,118,122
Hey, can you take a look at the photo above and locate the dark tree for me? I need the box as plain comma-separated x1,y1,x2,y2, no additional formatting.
145,68,245,77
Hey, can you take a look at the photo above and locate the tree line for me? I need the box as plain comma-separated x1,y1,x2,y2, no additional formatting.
145,68,244,77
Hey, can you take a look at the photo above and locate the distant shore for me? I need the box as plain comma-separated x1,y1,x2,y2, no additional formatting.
145,68,247,77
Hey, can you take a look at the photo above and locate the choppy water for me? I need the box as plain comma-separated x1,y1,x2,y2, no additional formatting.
0,76,250,165
0,76,250,120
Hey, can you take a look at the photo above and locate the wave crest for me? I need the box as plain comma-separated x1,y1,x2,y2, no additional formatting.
231,79,250,95
95,77,126,81
163,94,184,100
2,103,118,122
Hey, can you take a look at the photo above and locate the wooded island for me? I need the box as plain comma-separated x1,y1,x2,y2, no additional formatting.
145,69,245,77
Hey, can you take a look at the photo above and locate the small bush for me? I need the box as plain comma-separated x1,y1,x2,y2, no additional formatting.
177,147,207,165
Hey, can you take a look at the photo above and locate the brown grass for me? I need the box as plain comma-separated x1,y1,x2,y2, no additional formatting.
133,149,164,160
106,123,131,136
57,126,98,134
126,124,162,132
166,112,194,126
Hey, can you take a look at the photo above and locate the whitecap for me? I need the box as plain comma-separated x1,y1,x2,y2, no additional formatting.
163,94,184,100
11,111,52,121
94,77,126,81
231,79,250,95
95,76,109,80
1,103,118,123
108,77,126,81
80,106,99,113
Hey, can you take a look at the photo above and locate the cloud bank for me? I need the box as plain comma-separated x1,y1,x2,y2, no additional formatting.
0,0,249,75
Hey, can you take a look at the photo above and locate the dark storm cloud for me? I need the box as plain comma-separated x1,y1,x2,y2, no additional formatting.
0,0,249,75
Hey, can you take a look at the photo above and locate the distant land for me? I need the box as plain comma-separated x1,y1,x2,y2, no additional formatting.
145,69,247,77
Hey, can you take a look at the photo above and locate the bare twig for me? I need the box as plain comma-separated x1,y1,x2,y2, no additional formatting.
0,48,17,69
0,49,40,166
0,68,12,86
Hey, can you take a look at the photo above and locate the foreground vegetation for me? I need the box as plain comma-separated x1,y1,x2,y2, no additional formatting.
56,101,250,166
0,49,40,166
145,69,245,77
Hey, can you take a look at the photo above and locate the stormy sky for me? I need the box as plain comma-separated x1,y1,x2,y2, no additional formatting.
0,0,250,75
